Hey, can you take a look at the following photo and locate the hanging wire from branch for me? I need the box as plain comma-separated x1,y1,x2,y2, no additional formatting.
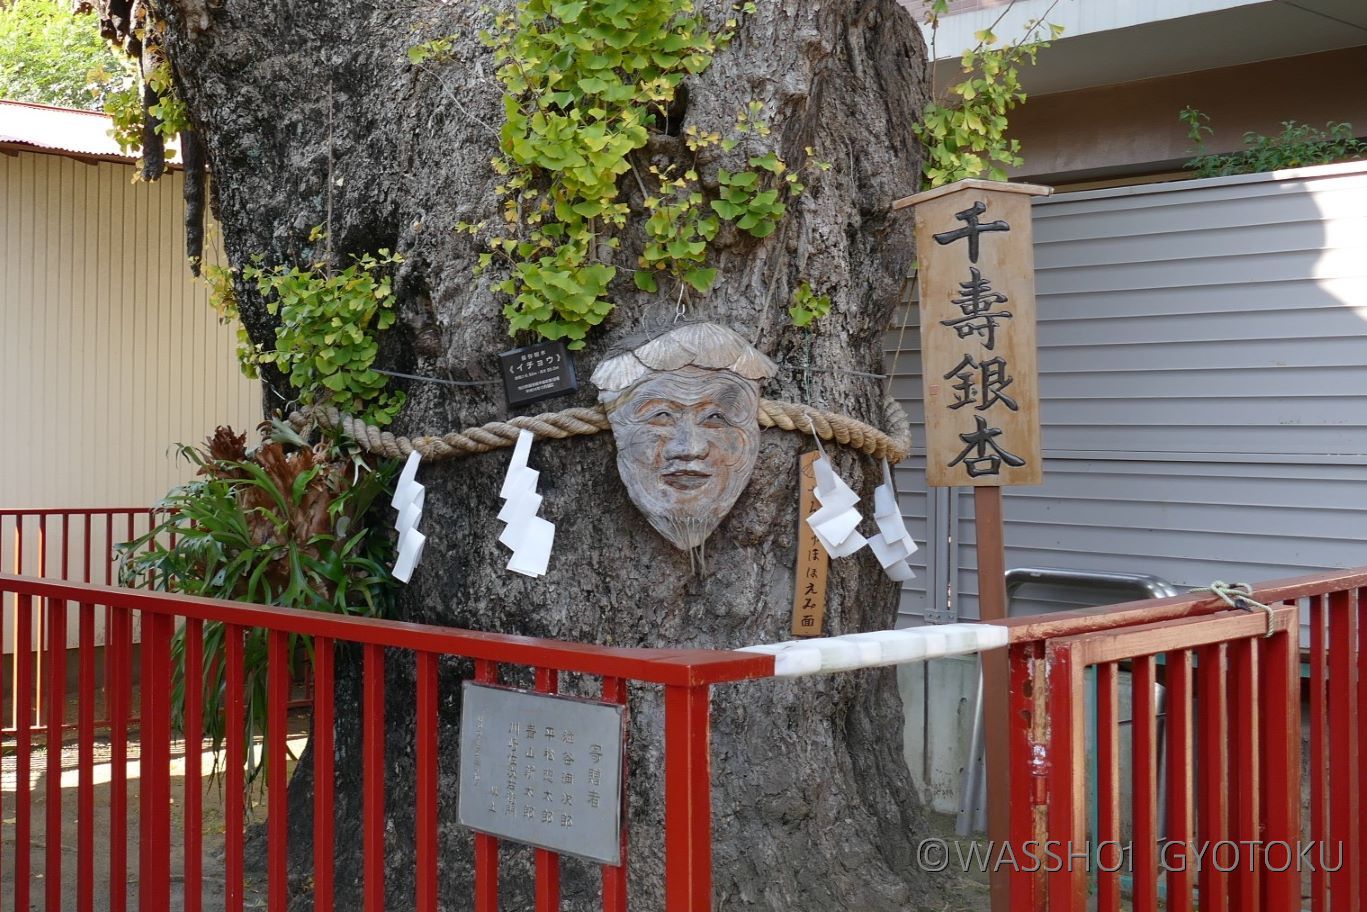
884,271,918,397
374,368,501,387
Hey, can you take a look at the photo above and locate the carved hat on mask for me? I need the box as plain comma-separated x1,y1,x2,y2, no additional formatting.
591,323,778,554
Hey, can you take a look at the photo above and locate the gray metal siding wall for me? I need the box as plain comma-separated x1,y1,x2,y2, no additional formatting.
890,162,1367,623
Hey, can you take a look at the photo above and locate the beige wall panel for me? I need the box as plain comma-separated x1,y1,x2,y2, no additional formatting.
0,150,260,510
1010,46,1367,183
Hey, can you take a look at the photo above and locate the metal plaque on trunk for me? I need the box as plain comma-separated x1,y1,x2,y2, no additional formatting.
498,340,578,407
457,682,625,865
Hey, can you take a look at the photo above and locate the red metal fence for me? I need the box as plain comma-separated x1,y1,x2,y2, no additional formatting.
1,507,156,734
1,507,154,586
993,568,1366,911
0,571,774,911
5,505,1363,911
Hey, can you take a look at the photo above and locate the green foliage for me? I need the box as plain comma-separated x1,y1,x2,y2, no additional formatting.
429,0,809,348
104,59,190,160
240,241,405,426
119,430,400,787
788,281,831,329
0,0,129,109
1180,107,1367,178
912,3,1061,188
407,34,456,66
203,261,261,380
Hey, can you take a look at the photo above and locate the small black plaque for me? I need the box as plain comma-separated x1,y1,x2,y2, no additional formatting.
498,341,578,408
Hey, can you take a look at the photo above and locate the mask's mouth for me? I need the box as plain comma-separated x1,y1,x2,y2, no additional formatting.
661,469,712,490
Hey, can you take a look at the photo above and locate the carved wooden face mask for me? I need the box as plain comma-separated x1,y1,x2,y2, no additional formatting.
592,324,777,555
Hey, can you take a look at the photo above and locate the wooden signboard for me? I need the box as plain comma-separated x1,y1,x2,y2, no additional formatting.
895,179,1050,488
499,340,578,408
791,451,830,637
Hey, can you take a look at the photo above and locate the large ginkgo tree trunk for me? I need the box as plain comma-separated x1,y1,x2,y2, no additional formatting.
145,0,942,907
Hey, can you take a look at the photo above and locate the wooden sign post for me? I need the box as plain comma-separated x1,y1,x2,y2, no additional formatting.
894,177,1051,910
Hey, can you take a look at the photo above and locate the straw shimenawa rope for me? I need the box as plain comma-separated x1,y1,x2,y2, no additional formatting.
291,395,914,463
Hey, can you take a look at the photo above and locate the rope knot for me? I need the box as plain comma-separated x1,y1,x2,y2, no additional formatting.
1194,580,1276,638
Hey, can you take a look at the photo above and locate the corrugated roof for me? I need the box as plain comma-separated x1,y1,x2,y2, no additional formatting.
0,99,180,164
0,100,127,158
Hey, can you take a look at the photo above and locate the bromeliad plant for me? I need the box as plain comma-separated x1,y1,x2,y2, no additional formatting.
119,423,399,787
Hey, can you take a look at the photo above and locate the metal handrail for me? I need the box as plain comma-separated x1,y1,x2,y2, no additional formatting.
1005,566,1180,601
958,567,1181,836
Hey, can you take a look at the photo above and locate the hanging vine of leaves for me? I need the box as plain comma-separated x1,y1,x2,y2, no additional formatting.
233,236,406,426
415,0,825,347
912,0,1062,188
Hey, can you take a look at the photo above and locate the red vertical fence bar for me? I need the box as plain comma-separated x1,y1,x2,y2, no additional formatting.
34,516,46,725
1359,587,1367,907
534,666,562,912
225,625,246,912
314,636,336,912
268,630,290,912
1196,642,1229,912
1095,661,1121,912
601,676,629,912
364,644,387,912
104,513,115,722
15,593,33,912
664,683,714,912
1259,604,1301,911
416,651,440,912
1132,654,1159,912
1227,637,1261,912
1006,641,1046,909
473,659,501,912
1328,588,1360,910
138,609,152,908
1,532,7,878
140,611,174,912
109,604,130,912
1310,594,1328,912
1046,644,1087,912
104,513,113,584
1164,649,1194,912
46,597,67,911
184,618,205,912
78,602,96,912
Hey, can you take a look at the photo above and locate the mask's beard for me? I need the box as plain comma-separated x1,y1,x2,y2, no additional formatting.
645,510,718,559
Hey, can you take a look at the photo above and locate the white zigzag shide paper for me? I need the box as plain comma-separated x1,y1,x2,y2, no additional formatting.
391,450,426,583
867,459,917,581
498,429,554,578
806,454,867,559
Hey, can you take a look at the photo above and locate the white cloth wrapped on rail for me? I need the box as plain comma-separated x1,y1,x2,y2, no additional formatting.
738,623,1009,677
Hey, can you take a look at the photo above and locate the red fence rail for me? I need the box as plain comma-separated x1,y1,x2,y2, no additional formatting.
1,507,156,735
992,567,1367,912
0,571,774,911
0,507,154,586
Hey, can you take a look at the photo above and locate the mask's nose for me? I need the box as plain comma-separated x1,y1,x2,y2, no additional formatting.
663,417,710,462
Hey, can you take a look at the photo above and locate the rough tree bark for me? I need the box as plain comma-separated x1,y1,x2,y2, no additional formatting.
152,1,941,908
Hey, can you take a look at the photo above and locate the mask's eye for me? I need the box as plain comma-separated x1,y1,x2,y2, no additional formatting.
647,409,676,426
701,410,730,427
